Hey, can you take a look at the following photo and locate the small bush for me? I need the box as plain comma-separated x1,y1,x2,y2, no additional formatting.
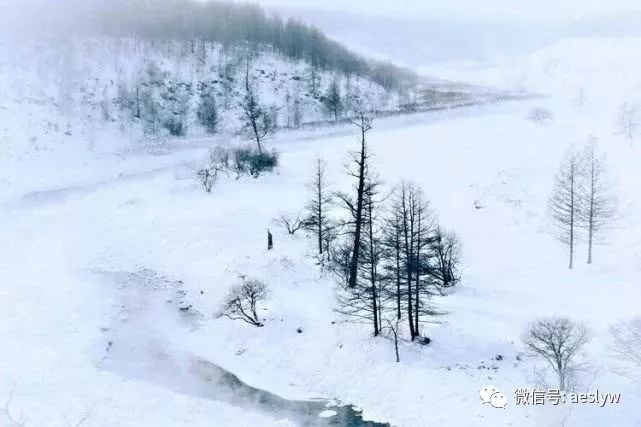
527,107,553,123
196,146,278,190
209,146,231,176
196,167,217,193
163,115,186,136
248,150,279,178
229,146,278,178
218,279,270,327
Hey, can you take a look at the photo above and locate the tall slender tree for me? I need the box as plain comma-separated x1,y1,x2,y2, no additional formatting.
578,141,616,264
335,177,385,336
345,107,373,289
549,149,583,269
305,157,334,257
239,58,273,154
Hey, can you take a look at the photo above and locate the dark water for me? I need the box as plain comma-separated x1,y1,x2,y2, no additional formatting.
191,359,391,427
99,268,391,427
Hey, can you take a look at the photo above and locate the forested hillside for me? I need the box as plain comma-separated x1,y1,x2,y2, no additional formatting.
0,0,438,158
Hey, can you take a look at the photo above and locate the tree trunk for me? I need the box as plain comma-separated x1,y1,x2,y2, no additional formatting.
395,243,402,319
317,176,323,254
569,166,575,270
347,130,366,288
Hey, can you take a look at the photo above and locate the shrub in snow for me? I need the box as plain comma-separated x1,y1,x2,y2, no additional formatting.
218,279,270,327
231,146,279,178
275,212,306,235
527,107,553,123
196,146,279,191
163,114,186,136
196,167,217,193
209,146,232,176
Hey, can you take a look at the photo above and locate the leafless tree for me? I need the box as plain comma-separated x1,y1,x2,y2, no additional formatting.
343,106,373,289
239,59,274,154
208,146,232,177
523,318,590,391
305,157,334,256
276,212,305,235
381,207,404,320
383,317,402,362
335,178,386,336
610,318,641,381
429,227,462,290
616,102,639,148
196,166,216,193
385,182,439,341
549,149,583,269
578,141,616,264
218,279,269,327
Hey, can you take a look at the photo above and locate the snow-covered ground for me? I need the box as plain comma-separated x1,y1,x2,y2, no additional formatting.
2,35,641,426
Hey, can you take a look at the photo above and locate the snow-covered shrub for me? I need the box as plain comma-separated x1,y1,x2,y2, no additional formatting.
275,212,305,235
209,146,231,176
527,107,553,123
231,146,279,178
218,279,270,327
197,145,278,190
196,167,217,193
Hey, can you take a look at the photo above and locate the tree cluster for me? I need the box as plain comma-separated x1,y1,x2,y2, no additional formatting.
297,110,462,352
549,141,616,268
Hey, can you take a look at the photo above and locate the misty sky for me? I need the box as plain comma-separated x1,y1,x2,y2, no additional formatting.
253,0,641,70
256,0,641,22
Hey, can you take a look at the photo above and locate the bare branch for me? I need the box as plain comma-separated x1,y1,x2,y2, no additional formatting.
523,318,590,391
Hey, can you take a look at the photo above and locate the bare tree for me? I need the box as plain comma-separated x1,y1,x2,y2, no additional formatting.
610,318,641,381
549,149,583,269
218,279,269,327
208,146,232,177
429,227,462,290
239,59,274,154
383,317,402,362
196,166,216,193
616,103,639,148
276,212,305,235
578,141,616,264
335,178,385,336
344,107,373,289
386,182,438,341
305,157,334,256
523,318,590,391
381,207,404,320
